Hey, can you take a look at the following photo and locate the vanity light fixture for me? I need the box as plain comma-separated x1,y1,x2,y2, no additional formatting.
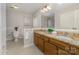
46,5,51,10
43,8,48,12
40,5,51,13
11,5,19,9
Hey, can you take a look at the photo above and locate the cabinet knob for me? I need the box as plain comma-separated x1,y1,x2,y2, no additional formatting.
65,47,69,50
70,47,76,54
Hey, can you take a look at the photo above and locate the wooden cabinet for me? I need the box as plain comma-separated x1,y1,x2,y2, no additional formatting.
34,32,44,52
70,46,79,55
43,36,49,42
76,48,79,55
58,49,70,55
34,37,39,47
44,42,57,55
49,38,70,55
38,37,44,52
34,32,79,55
34,33,39,47
49,38,70,52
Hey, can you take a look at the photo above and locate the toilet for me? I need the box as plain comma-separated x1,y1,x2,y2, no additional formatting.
13,27,19,42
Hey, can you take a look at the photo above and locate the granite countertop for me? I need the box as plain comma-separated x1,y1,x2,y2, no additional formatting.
35,31,79,47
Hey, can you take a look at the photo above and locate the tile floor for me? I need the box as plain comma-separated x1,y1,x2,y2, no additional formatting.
6,39,43,55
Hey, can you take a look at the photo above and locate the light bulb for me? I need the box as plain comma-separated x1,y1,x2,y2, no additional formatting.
43,8,48,12
47,6,51,10
11,5,19,9
40,9,45,13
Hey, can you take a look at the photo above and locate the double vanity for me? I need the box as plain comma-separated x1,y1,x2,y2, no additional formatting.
34,30,79,55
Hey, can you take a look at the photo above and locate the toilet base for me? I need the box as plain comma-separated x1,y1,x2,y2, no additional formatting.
14,38,18,42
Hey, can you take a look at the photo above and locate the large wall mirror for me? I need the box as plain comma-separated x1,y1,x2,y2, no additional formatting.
59,9,79,30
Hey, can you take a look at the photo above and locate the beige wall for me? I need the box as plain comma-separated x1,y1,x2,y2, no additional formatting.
6,9,33,40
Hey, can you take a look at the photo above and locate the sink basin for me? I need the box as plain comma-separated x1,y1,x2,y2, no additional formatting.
56,35,79,45
72,40,79,45
56,36,73,40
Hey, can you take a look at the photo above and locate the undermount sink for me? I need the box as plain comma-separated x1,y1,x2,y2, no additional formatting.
56,35,79,45
56,36,73,40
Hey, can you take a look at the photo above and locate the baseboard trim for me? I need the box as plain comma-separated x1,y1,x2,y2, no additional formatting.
6,37,24,41
0,48,2,54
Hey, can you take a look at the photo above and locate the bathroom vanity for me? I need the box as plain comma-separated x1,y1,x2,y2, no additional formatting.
34,30,79,55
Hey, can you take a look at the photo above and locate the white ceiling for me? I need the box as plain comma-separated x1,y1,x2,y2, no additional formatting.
6,3,79,16
6,3,48,14
41,3,79,16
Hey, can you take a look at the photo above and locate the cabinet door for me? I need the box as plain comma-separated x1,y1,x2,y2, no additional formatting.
44,42,57,55
70,46,79,55
76,48,79,55
34,37,39,47
39,38,44,52
49,38,70,52
58,49,70,55
34,33,39,47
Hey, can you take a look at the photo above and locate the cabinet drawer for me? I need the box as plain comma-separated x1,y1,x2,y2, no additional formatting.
49,38,70,52
43,36,49,42
34,32,41,37
36,33,41,37
58,49,70,55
